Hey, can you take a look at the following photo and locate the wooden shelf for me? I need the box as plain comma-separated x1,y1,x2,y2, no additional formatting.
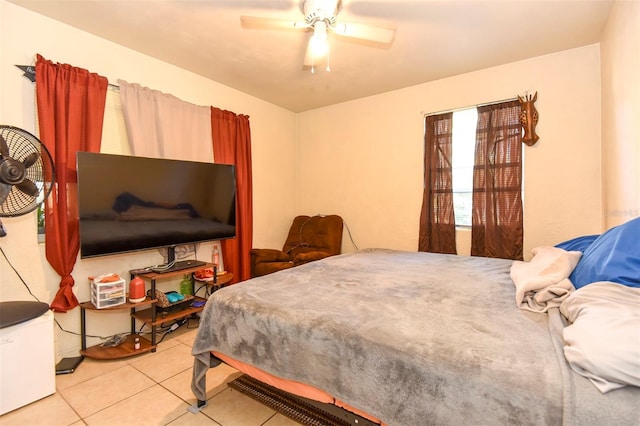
79,297,156,311
195,272,234,287
80,334,155,360
132,296,207,326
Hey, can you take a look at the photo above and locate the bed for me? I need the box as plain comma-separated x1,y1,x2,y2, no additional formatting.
191,219,640,425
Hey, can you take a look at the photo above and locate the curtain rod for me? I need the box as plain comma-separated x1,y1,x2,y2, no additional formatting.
17,63,121,89
422,96,519,117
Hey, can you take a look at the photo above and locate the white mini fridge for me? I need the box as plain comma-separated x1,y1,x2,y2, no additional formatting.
0,304,55,415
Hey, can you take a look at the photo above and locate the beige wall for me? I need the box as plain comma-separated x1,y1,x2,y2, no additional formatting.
297,45,604,257
601,0,640,228
0,1,297,359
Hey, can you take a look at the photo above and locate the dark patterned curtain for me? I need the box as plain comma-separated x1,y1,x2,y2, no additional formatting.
471,100,523,260
419,112,457,254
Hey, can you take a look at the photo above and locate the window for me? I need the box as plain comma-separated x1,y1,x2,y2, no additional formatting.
449,107,524,228
451,108,477,227
421,100,524,259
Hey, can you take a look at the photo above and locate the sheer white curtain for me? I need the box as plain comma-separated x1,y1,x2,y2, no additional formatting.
118,80,213,161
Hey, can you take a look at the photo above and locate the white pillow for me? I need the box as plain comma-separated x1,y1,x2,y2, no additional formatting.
560,281,640,393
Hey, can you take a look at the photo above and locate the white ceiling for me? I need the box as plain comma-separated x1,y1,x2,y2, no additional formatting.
9,0,614,112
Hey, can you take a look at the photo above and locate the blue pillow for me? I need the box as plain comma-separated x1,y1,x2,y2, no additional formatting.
570,217,640,289
555,235,600,252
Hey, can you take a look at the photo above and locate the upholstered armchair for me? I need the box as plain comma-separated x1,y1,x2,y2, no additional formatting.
250,215,344,278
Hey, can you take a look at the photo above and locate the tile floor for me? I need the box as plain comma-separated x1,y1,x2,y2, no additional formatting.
0,325,303,426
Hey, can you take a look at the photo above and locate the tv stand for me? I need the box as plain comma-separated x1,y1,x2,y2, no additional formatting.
130,264,213,350
79,263,211,360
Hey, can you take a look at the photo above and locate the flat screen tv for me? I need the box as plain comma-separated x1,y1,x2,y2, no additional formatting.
77,152,236,266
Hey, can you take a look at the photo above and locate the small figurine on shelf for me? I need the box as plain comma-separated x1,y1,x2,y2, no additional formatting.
179,274,193,296
134,337,141,350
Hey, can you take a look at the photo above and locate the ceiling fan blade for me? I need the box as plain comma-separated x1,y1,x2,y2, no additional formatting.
0,183,10,205
0,134,9,158
240,15,309,31
22,152,40,168
332,22,396,44
17,178,39,197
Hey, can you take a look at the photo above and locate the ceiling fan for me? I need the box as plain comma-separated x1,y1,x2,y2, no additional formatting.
240,0,396,72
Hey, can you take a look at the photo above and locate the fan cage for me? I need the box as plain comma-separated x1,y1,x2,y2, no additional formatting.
0,126,55,218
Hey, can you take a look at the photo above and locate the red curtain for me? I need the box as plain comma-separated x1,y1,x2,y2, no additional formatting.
211,107,253,283
36,54,108,312
418,112,457,254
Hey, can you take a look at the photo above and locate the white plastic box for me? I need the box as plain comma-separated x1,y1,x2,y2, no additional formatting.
91,277,126,309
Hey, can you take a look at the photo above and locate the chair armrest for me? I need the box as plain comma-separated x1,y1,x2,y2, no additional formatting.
292,251,331,265
250,248,291,263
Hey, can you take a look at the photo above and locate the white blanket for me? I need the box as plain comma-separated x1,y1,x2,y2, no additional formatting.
560,281,640,393
510,246,581,312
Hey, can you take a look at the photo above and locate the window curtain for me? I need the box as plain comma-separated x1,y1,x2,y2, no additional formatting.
117,80,212,161
418,112,457,254
35,54,108,313
211,107,253,283
471,100,523,260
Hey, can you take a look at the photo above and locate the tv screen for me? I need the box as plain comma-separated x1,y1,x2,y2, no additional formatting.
77,152,236,260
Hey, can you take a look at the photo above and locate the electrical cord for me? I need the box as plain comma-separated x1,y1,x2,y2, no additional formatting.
155,319,188,344
1,245,114,340
342,217,360,251
153,243,200,272
285,215,313,254
0,245,41,302
137,313,194,336
148,260,176,273
195,283,209,297
286,214,360,254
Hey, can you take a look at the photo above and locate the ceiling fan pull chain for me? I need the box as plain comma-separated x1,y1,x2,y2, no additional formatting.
326,49,331,72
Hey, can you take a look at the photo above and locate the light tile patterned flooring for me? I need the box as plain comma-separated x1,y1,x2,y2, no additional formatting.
0,326,303,426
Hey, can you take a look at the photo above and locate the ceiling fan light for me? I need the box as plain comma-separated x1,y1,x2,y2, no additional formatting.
309,20,329,60
309,34,328,59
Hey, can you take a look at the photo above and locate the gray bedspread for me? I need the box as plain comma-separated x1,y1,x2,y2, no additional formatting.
192,250,640,425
